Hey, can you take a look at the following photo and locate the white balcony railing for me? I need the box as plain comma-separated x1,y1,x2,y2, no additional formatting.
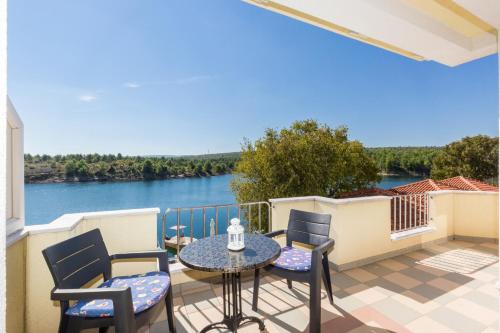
161,201,271,256
391,193,429,233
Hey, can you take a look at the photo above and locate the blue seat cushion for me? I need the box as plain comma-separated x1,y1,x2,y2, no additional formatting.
272,246,312,271
66,271,170,318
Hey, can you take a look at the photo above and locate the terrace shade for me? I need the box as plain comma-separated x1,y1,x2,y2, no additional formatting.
244,0,500,287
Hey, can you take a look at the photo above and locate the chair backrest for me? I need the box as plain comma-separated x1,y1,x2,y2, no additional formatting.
286,209,332,247
42,229,112,289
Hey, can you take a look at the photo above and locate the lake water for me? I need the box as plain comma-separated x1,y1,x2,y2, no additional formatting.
25,174,422,244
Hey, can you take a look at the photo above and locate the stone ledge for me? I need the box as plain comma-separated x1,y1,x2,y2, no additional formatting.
390,225,436,241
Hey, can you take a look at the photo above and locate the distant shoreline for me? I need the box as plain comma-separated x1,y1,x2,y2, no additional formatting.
25,172,231,184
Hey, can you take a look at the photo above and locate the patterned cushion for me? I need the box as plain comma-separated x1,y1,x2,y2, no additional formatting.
272,246,312,271
66,271,170,318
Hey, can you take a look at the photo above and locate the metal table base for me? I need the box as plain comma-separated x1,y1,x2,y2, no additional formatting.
201,272,265,333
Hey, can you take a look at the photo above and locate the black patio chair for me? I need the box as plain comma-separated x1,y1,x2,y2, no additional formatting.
252,209,334,333
42,228,176,333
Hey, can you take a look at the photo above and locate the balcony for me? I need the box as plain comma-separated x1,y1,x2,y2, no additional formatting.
5,190,499,333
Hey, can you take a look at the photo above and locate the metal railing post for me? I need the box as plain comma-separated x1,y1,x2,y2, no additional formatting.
176,208,181,256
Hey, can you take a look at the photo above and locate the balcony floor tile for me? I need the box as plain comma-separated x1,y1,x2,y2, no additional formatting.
91,240,498,333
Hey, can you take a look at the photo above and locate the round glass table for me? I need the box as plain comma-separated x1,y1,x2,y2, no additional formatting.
179,233,281,332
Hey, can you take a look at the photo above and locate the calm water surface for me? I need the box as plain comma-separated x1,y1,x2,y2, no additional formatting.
25,174,422,243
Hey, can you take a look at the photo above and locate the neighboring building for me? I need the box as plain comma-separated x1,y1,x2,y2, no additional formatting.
340,176,498,198
392,176,498,194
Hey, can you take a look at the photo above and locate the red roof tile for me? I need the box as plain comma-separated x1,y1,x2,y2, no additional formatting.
339,177,497,198
391,179,454,194
438,176,498,192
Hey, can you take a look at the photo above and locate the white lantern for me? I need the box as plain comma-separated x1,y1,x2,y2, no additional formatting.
227,218,245,251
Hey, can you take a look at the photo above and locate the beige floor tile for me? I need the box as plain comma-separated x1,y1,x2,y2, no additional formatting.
446,298,498,326
391,291,440,314
378,259,409,271
344,283,370,296
352,287,388,304
186,307,223,332
479,243,498,250
383,272,422,289
347,324,389,333
427,277,460,292
149,303,167,324
467,270,497,283
345,268,378,282
406,316,457,333
477,282,499,296
448,284,473,297
259,290,294,312
481,327,499,333
424,244,454,254
414,263,449,277
172,311,197,333
406,251,432,261
276,305,310,332
173,296,184,312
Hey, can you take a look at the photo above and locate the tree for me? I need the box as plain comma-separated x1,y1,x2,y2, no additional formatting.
194,163,203,175
203,161,213,175
64,160,77,177
95,162,108,178
431,135,498,181
142,159,155,180
75,160,89,177
231,120,380,203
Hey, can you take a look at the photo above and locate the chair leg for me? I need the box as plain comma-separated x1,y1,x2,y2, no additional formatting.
252,268,260,311
165,287,176,333
322,256,334,305
309,277,322,333
287,279,293,290
58,318,68,333
59,304,69,333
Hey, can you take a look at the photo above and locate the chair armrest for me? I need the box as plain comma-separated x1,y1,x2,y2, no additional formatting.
51,287,130,301
110,250,169,273
264,229,286,238
311,239,335,273
51,287,136,332
313,239,335,255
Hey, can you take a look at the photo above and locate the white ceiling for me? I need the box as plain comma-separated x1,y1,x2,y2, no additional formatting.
245,0,499,67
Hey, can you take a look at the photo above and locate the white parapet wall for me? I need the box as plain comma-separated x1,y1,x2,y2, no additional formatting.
270,191,498,271
6,208,160,333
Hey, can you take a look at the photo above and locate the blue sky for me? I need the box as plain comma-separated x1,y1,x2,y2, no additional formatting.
8,0,499,155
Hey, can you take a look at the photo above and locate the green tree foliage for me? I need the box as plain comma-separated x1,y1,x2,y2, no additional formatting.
142,159,155,180
431,135,498,181
75,160,89,177
231,120,381,202
25,152,238,182
368,147,440,176
64,160,77,177
203,161,213,175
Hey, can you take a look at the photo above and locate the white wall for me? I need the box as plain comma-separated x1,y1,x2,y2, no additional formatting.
6,98,24,235
271,192,498,270
0,0,7,330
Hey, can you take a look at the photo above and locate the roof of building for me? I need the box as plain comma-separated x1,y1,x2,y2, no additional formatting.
391,179,455,194
438,176,499,192
339,176,498,198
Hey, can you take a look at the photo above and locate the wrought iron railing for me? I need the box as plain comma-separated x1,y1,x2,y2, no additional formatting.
161,202,271,256
391,193,429,233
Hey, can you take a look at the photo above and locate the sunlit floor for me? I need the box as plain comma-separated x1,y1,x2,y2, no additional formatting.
93,240,500,333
